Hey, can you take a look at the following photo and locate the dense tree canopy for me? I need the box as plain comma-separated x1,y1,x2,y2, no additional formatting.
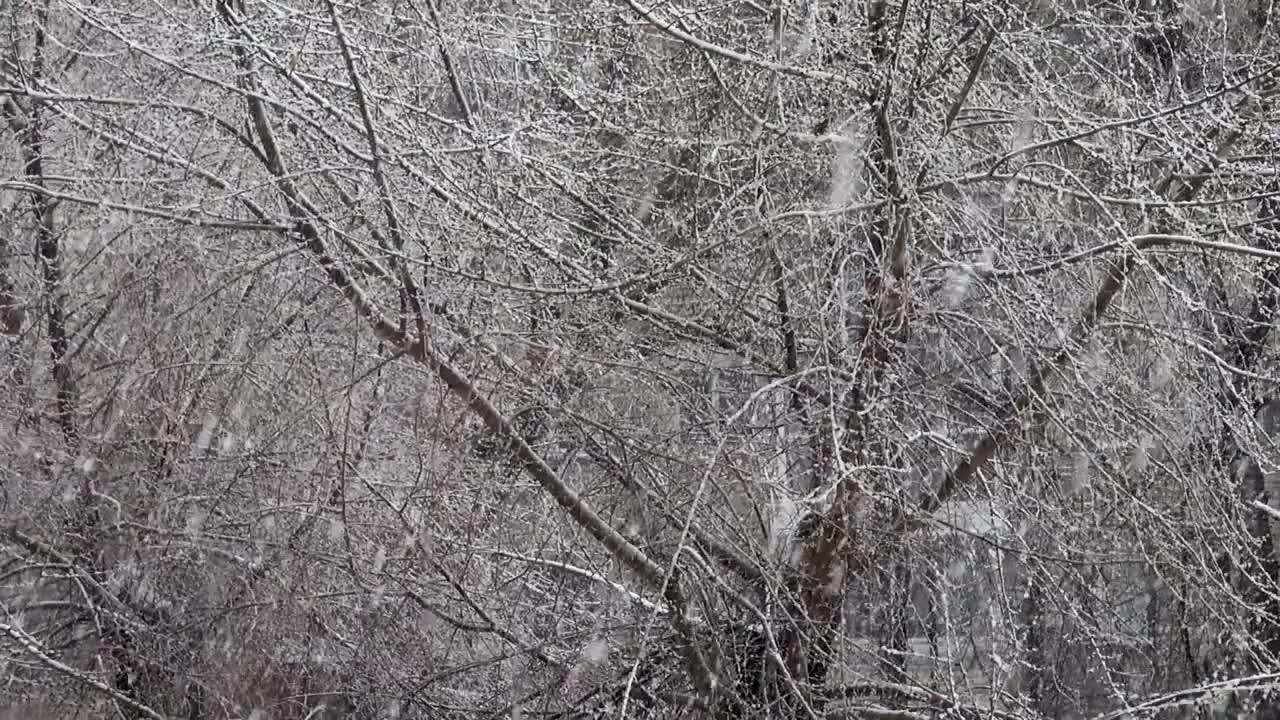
1,0,1280,718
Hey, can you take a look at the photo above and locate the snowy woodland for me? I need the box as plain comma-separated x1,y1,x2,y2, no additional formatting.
1,0,1279,718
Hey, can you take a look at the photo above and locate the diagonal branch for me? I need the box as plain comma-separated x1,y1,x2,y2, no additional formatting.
420,0,476,130
912,72,1279,525
215,2,721,702
941,22,998,137
0,621,167,720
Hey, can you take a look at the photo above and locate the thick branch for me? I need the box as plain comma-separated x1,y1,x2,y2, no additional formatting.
19,8,76,447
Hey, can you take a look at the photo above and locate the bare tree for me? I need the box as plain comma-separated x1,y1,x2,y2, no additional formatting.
3,1,1280,719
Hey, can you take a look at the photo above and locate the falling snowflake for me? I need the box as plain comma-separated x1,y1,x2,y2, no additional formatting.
1001,177,1018,204
368,583,386,609
195,415,219,451
1127,437,1151,473
622,518,641,540
1068,450,1091,495
942,264,974,307
828,135,865,209
1010,105,1036,152
582,637,609,664
977,246,996,272
185,508,207,538
230,327,249,356
1147,355,1174,389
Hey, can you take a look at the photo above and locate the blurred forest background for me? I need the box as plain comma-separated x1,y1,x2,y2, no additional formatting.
1,0,1279,718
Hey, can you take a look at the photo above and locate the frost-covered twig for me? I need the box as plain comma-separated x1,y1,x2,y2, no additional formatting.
0,621,167,720
1250,499,1280,523
1087,672,1280,720
490,550,668,615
